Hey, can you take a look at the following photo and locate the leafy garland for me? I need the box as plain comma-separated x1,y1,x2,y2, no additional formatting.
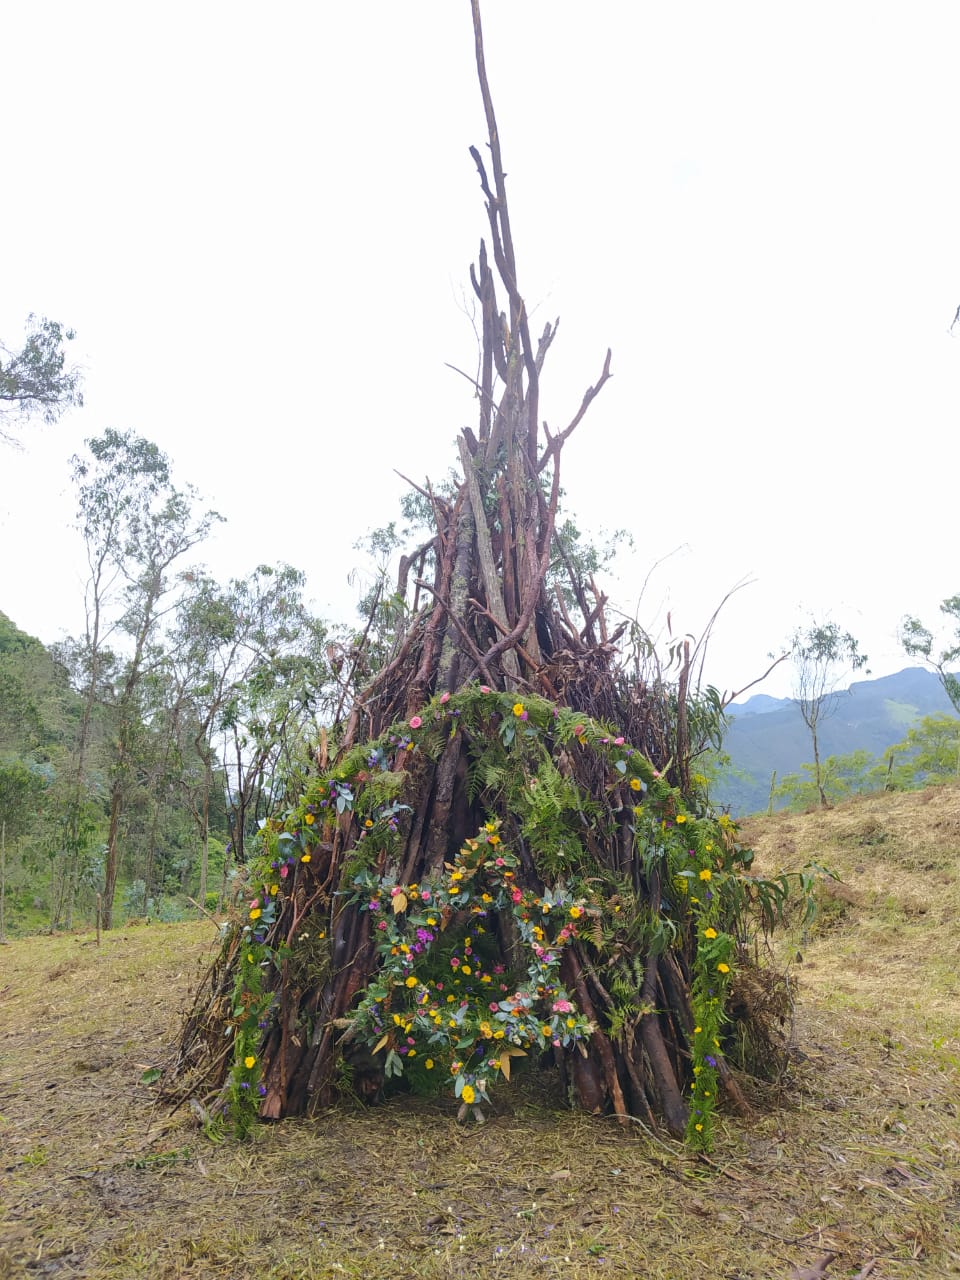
225,685,793,1149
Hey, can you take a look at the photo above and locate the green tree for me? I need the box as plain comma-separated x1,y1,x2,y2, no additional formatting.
775,749,879,812
68,430,221,929
887,714,960,786
0,315,83,442
789,621,868,808
901,596,960,714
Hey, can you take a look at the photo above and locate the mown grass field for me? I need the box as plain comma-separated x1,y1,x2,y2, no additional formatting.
1,786,958,1279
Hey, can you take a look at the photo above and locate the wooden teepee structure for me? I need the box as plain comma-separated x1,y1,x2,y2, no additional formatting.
173,2,790,1146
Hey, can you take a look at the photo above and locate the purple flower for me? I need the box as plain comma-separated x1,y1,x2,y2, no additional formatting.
705,1055,717,1068
257,1083,267,1097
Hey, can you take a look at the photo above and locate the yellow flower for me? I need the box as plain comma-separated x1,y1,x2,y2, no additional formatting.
541,902,551,913
695,1123,703,1132
425,1059,434,1070
485,822,497,833
717,962,730,974
426,916,437,925
694,1026,702,1033
479,1022,492,1038
541,1024,552,1037
249,907,262,920
703,927,718,939
569,906,582,919
461,1084,476,1104
633,805,644,817
629,778,642,791
676,814,687,824
408,1049,416,1058
301,853,312,863
488,834,500,846
405,975,418,988
244,1055,256,1069
364,819,373,828
566,1017,576,1029
493,1029,505,1039
304,813,315,825
482,893,493,903
269,884,279,895
532,925,544,941
461,965,472,976
246,953,254,963
512,702,525,717
698,869,711,881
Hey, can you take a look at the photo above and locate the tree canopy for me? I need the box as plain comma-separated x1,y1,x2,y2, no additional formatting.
0,315,83,441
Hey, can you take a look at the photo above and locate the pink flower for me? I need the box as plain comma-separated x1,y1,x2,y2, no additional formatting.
439,691,450,704
377,920,388,930
489,1002,499,1011
249,898,260,909
280,865,289,878
479,685,491,694
573,725,584,736
511,888,523,904
614,736,625,746
552,999,573,1013
409,715,422,729
391,886,403,896
495,857,505,867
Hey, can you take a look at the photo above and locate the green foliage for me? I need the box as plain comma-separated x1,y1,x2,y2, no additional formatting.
0,315,83,438
775,750,881,811
886,714,960,786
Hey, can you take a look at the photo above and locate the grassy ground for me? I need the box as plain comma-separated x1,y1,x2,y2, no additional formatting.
1,787,958,1279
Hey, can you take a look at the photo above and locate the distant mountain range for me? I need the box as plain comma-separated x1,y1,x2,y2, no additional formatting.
714,667,956,815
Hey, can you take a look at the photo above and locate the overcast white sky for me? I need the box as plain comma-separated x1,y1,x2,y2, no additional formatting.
2,2,958,701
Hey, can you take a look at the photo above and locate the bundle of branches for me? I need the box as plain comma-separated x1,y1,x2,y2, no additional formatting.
172,2,794,1146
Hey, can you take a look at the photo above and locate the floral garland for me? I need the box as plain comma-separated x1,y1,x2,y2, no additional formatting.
346,819,594,1119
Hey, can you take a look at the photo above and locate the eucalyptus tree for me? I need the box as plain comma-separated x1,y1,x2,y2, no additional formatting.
789,620,868,807
0,315,83,442
66,430,221,928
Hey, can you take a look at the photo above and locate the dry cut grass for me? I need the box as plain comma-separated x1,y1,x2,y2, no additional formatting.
1,785,959,1279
